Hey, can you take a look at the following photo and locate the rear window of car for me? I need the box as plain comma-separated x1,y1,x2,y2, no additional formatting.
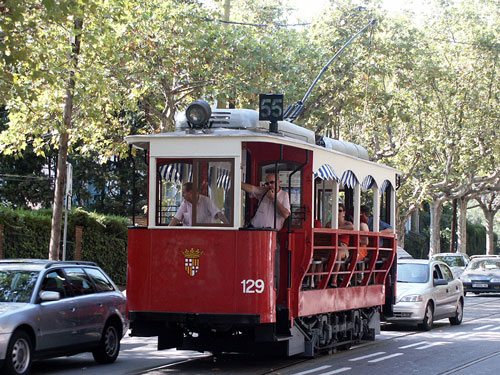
85,268,115,292
469,260,500,270
433,255,465,267
64,268,95,296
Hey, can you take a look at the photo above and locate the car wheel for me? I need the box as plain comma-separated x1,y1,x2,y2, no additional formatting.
449,300,464,325
3,330,33,375
92,322,121,364
418,303,434,331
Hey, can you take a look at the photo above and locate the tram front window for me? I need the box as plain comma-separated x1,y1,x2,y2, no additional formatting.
157,159,234,227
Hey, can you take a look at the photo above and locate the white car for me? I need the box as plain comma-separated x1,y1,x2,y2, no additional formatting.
386,259,464,330
430,252,470,278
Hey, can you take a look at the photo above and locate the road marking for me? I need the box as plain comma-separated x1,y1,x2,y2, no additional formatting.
368,353,404,363
293,365,332,375
349,352,386,361
319,368,351,375
473,325,494,330
415,341,450,350
399,342,427,349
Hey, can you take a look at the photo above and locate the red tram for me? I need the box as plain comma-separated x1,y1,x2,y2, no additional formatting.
126,102,398,356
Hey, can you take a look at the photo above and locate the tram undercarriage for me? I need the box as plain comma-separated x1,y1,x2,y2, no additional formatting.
295,307,379,356
131,307,380,357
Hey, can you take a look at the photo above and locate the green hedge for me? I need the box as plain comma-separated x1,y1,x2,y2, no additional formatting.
0,207,128,285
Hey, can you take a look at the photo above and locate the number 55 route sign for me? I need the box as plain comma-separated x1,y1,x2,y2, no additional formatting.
259,94,284,123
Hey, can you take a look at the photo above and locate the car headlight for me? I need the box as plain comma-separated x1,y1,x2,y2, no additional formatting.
490,278,500,283
399,294,423,302
461,276,471,283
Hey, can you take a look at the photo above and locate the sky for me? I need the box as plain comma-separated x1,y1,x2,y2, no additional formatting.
288,0,410,22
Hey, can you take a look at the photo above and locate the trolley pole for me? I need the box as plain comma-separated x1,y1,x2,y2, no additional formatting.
62,163,72,261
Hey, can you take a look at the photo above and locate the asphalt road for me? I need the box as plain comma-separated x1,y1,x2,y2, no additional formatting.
31,294,500,375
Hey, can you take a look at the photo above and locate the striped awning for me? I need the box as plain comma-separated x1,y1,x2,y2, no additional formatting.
340,170,358,189
314,164,339,181
361,175,375,191
380,180,391,193
159,163,193,184
216,168,231,190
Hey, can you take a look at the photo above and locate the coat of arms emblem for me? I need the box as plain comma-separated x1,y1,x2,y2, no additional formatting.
182,248,203,276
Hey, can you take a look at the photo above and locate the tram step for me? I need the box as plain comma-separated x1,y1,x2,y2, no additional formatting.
276,334,293,342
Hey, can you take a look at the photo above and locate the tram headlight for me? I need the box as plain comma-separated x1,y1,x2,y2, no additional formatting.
186,100,211,129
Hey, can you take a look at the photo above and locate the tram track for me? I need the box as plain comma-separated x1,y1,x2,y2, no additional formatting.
437,350,500,375
131,296,500,375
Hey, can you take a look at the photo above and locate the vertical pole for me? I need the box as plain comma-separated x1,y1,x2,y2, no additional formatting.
62,163,72,261
0,224,4,259
353,184,360,231
372,186,380,232
62,195,69,261
331,180,339,229
321,179,326,225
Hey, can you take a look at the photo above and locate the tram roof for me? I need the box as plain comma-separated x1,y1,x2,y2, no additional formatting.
126,128,399,189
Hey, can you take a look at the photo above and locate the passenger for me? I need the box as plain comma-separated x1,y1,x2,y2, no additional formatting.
241,173,291,230
357,215,370,283
330,203,354,287
360,205,393,233
169,182,229,226
242,173,291,295
359,213,370,258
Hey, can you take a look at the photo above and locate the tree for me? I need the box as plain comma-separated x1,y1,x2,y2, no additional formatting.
0,1,131,260
476,193,500,255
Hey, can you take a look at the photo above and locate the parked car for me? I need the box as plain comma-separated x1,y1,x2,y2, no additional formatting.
470,254,500,260
386,259,464,331
397,246,413,260
460,257,500,295
430,252,470,278
0,259,128,375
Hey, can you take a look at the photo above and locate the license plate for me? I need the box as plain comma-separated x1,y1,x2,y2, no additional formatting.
472,283,488,288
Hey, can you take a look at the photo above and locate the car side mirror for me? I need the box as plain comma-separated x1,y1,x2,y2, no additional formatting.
434,278,448,286
39,291,61,302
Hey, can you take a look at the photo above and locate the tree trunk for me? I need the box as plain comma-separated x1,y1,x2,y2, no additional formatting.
484,210,495,255
48,18,83,260
395,204,406,249
429,197,443,258
411,210,419,232
456,197,468,254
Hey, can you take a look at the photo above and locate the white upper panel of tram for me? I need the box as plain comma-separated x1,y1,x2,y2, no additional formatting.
125,108,399,189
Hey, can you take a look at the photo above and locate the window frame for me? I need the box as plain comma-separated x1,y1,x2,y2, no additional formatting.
156,157,235,228
62,267,96,296
257,160,303,229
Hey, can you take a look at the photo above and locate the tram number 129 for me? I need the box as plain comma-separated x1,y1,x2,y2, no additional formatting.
241,279,265,293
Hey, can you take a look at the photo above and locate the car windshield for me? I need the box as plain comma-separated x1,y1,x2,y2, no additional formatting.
468,260,500,271
397,263,429,283
0,270,40,303
433,255,465,267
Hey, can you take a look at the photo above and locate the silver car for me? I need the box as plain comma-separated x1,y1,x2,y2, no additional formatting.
386,259,464,330
430,252,470,278
0,260,128,375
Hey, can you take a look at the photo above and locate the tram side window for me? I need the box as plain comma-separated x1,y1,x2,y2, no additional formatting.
255,162,302,228
157,159,233,227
